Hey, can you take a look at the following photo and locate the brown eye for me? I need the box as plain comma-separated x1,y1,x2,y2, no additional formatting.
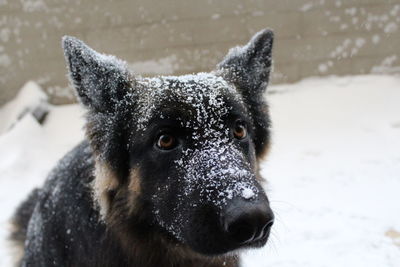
156,134,176,150
233,121,247,140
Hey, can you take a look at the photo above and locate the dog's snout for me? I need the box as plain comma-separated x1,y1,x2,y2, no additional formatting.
222,199,274,246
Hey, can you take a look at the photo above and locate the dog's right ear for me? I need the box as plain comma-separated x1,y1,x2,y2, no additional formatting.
62,36,133,113
216,29,273,96
216,29,274,157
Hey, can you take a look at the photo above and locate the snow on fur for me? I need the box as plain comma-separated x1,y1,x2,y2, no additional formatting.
62,35,133,112
135,73,259,240
62,34,269,241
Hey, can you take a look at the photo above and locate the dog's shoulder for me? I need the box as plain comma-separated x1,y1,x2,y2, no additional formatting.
38,140,96,211
19,141,110,266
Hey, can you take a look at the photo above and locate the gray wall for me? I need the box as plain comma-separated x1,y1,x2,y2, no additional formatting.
1,0,400,104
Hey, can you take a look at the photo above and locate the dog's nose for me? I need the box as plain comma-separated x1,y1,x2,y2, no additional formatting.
222,199,274,245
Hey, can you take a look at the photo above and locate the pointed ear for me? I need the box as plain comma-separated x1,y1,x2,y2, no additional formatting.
216,29,274,95
216,29,274,157
62,36,133,112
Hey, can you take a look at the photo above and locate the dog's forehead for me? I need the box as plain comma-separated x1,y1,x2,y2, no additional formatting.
135,73,243,131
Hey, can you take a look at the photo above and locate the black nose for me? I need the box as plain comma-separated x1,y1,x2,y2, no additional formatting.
223,199,274,245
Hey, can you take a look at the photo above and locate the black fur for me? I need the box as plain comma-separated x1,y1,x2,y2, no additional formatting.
11,29,275,267
217,29,274,156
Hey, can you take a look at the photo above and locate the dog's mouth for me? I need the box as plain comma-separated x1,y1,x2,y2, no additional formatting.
218,221,272,254
167,201,274,257
243,228,271,248
184,230,272,257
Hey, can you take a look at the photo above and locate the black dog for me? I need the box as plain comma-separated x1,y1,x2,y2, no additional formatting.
10,29,275,267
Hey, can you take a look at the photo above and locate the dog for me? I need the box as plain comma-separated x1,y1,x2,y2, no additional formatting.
10,29,275,267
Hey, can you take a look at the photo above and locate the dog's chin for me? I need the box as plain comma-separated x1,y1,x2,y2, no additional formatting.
183,234,270,258
160,221,271,259
214,237,270,259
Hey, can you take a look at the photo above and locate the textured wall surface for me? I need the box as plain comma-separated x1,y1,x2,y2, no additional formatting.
1,0,399,104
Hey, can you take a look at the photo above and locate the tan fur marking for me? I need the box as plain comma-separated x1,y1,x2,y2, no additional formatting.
255,141,271,182
127,168,141,215
92,160,119,219
128,168,141,195
257,142,271,162
8,222,25,267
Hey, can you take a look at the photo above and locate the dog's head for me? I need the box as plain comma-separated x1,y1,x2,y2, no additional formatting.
63,29,274,256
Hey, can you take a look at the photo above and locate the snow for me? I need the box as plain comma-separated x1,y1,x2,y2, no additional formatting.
384,22,398,33
241,187,255,200
318,63,328,73
372,34,380,45
62,35,132,111
1,74,400,266
242,74,400,267
139,72,259,240
0,81,48,134
0,83,84,267
0,54,11,67
135,72,240,132
20,0,47,12
211,13,221,20
372,55,400,74
299,3,313,12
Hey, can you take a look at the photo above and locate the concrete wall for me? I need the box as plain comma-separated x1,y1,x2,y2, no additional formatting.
1,0,399,105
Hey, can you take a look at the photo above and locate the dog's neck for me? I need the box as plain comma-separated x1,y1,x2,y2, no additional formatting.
106,218,240,267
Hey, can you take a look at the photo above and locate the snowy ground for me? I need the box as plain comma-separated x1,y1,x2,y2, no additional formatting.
0,75,399,266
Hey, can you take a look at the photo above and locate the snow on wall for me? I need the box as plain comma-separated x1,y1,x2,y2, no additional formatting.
0,0,400,106
0,81,47,134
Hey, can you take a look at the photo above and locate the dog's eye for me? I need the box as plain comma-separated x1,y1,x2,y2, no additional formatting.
233,121,247,140
156,134,177,150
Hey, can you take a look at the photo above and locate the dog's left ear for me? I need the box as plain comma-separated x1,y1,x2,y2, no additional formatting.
216,29,274,156
62,36,133,113
63,36,135,174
